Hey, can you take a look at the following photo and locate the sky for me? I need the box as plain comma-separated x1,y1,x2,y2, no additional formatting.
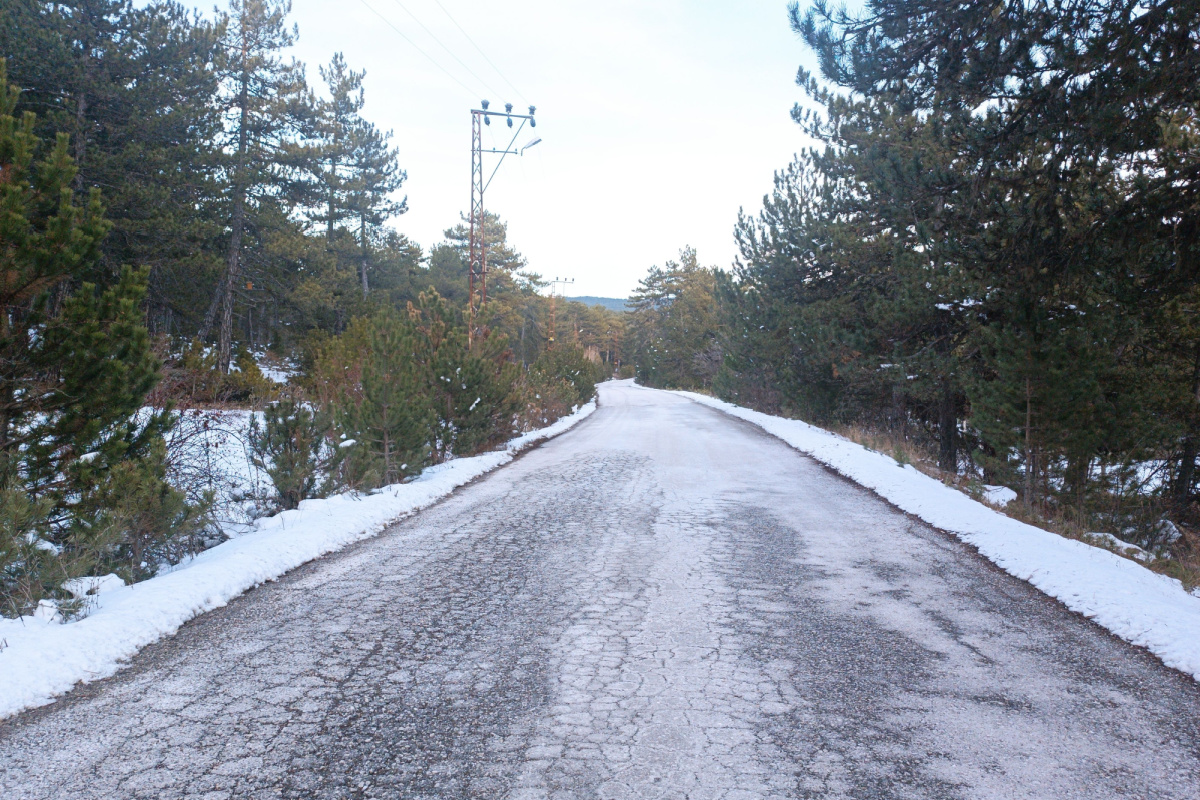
190,1,822,298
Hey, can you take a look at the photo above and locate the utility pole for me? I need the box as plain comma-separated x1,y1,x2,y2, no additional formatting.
545,276,574,350
468,100,540,344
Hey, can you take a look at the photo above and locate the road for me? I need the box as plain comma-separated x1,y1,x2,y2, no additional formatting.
2,381,1199,799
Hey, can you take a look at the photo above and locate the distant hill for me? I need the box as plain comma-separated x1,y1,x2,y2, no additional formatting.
566,296,629,312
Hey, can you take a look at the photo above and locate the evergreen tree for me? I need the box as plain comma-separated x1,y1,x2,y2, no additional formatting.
310,52,363,241
442,211,526,274
628,248,720,390
1,1,226,335
250,398,336,509
344,116,406,298
201,0,306,372
792,0,1200,507
409,290,520,461
338,308,431,485
1,61,206,608
285,53,407,299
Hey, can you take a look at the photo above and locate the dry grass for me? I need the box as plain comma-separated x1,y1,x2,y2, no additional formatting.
829,421,1200,593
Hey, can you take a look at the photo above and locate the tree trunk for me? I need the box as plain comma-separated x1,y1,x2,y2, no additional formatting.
382,426,393,485
1024,375,1035,510
198,270,227,342
217,163,246,373
73,90,88,192
71,16,91,193
1173,343,1200,507
937,379,958,473
1176,438,1197,507
359,215,369,298
216,44,252,374
327,159,337,242
0,312,10,466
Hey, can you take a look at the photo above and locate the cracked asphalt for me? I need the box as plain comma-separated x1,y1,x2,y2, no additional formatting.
3,380,1199,799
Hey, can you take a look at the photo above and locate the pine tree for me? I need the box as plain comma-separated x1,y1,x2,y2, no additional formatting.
201,0,306,372
409,290,520,460
284,52,359,241
628,248,720,390
785,0,1200,517
250,398,336,509
1,60,205,608
0,1,226,335
344,116,406,298
313,52,362,241
338,308,431,485
1,58,110,487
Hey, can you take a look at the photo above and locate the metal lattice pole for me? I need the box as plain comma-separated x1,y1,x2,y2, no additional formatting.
468,110,485,343
466,101,539,344
546,277,574,351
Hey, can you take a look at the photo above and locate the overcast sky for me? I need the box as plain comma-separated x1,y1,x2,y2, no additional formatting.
191,1,821,298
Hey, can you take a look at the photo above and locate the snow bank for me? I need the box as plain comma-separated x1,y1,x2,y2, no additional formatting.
674,391,1200,682
0,401,596,720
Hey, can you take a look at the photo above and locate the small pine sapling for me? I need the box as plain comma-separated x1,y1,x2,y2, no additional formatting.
338,309,433,486
250,398,338,511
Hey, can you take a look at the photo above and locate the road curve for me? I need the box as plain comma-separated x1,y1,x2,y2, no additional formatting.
2,381,1198,799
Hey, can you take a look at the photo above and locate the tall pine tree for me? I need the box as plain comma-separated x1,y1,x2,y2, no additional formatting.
201,0,306,372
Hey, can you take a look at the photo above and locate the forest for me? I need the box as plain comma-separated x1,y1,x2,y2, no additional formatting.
628,0,1200,576
0,0,623,618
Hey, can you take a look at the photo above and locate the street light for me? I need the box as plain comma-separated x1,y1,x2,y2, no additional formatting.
521,137,542,156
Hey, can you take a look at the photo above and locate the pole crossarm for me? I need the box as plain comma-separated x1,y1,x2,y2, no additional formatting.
471,110,536,120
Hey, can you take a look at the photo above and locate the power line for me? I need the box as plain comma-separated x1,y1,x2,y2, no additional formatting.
429,0,529,104
388,0,501,99
355,0,479,98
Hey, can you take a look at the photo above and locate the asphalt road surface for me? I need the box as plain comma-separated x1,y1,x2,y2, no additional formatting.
3,381,1199,799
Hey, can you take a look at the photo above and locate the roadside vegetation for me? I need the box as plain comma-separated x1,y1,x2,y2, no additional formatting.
627,1,1200,589
0,1,622,620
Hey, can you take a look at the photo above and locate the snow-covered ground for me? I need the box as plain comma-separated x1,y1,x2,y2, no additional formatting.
673,391,1200,683
0,401,596,720
160,407,272,534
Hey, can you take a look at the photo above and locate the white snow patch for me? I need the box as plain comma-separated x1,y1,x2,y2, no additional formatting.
1157,519,1182,544
62,574,126,599
158,408,273,534
982,485,1018,507
1086,533,1154,563
0,400,596,720
258,366,292,384
673,390,1200,683
31,601,61,624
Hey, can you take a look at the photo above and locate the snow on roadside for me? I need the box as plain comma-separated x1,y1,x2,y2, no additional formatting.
0,400,596,720
673,390,1200,682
